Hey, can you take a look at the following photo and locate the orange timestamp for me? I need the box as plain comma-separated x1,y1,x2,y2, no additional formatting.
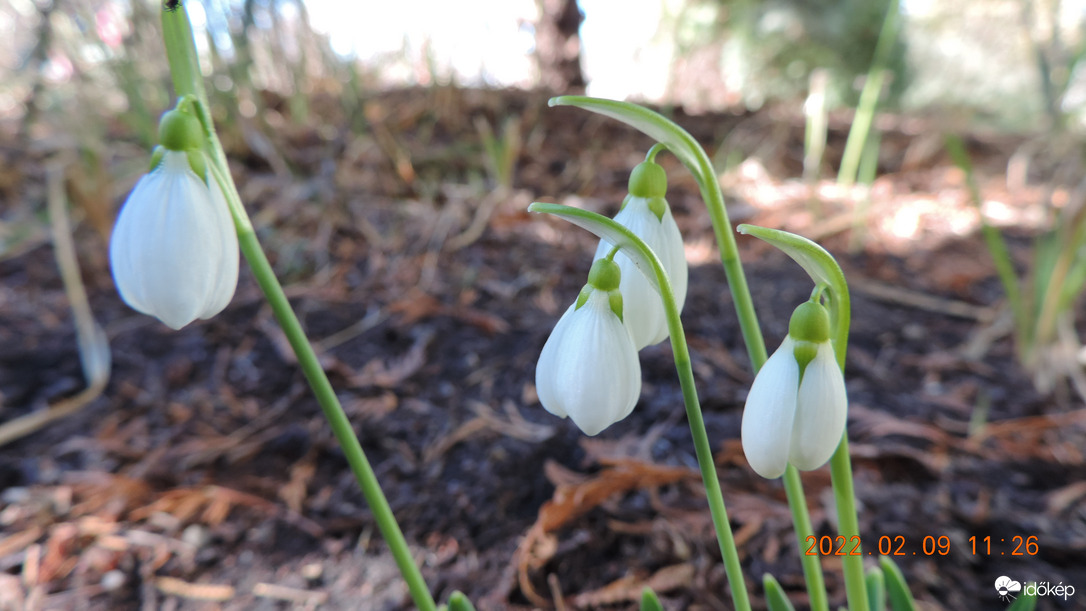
803,535,1040,557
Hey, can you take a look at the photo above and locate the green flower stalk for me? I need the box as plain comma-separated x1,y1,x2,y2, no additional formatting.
153,4,436,610
529,202,752,611
545,96,842,611
739,224,866,611
742,299,847,479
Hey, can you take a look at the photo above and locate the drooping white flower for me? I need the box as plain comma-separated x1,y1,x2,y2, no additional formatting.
110,150,239,329
741,301,847,479
594,160,687,350
536,259,642,436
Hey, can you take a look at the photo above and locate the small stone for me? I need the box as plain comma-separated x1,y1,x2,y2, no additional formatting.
101,570,126,591
182,524,211,549
301,563,323,582
902,323,926,341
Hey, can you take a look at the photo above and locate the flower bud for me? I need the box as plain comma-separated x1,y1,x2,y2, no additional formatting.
536,280,642,436
109,151,239,329
740,301,847,478
593,160,687,350
627,160,667,199
158,108,204,152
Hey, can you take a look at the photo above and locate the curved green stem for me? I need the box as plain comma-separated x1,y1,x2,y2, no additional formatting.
161,4,436,610
549,96,768,368
737,225,866,611
645,142,668,163
529,202,751,611
546,98,836,609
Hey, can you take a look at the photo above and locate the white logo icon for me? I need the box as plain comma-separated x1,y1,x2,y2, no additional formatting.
995,576,1022,602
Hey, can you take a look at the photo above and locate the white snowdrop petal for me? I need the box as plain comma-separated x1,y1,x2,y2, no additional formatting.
582,301,641,427
658,206,688,313
149,175,220,327
594,196,686,349
613,251,665,349
741,337,801,479
109,151,237,329
535,291,641,436
109,174,159,313
535,303,575,420
199,180,239,319
790,342,848,470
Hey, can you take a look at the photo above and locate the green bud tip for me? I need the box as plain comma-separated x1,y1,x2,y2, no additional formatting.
627,160,667,198
646,196,667,221
186,150,208,181
574,280,624,321
158,108,204,152
574,259,624,320
608,290,624,322
789,301,831,373
788,300,831,344
588,257,622,292
792,338,819,374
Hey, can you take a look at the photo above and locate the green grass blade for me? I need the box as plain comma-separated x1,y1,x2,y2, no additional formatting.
838,0,900,186
944,134,1025,336
447,591,477,611
763,574,797,611
879,556,916,611
866,564,886,611
640,588,665,611
1006,585,1037,611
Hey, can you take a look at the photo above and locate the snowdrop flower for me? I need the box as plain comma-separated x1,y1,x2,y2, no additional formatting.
536,258,641,435
109,108,239,330
741,300,847,479
593,159,687,350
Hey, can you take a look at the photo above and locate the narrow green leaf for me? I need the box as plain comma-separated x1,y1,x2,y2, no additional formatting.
944,133,1024,334
763,574,797,611
879,557,917,611
737,225,843,292
736,224,851,368
640,587,665,611
866,565,886,611
548,96,711,187
447,591,477,611
528,202,670,296
548,94,772,377
838,0,900,186
1005,585,1036,611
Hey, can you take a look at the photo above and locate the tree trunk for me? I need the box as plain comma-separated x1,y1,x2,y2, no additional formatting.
534,0,586,93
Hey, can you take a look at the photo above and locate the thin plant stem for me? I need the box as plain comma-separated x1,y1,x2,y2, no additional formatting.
829,439,865,611
527,202,751,611
681,129,834,611
672,322,752,611
825,261,867,611
160,4,436,610
737,225,867,611
783,466,829,611
545,99,834,609
661,143,831,609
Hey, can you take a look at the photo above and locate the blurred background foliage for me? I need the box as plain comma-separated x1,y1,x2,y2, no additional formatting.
4,0,1086,137
5,0,1086,398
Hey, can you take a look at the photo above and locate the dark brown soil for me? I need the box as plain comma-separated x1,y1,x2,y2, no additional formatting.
1,87,1083,610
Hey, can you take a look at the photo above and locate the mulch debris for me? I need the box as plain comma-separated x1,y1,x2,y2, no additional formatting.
1,86,1084,609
